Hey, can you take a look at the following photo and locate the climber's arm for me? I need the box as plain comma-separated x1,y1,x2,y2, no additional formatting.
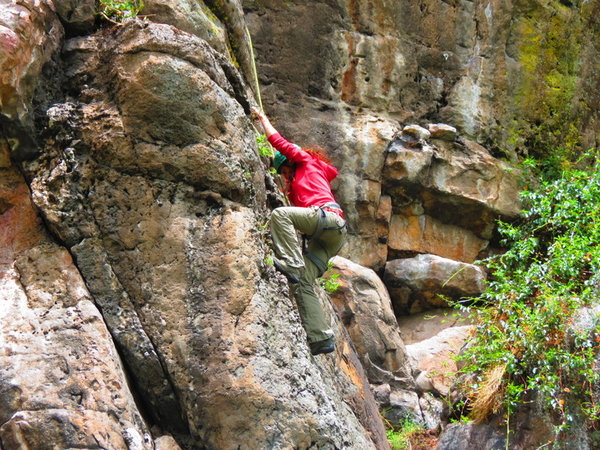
252,108,309,163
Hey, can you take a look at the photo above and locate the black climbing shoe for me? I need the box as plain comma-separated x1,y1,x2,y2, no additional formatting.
310,337,335,355
273,258,302,284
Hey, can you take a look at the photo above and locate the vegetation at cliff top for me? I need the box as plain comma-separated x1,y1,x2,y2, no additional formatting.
97,0,144,23
459,150,600,441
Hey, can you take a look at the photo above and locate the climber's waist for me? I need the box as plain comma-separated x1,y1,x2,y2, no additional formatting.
319,202,345,219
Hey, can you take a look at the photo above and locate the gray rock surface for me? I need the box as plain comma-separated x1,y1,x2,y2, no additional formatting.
436,422,506,450
0,143,153,448
54,0,96,34
405,326,473,397
398,308,472,345
141,0,229,54
328,257,454,429
3,0,599,449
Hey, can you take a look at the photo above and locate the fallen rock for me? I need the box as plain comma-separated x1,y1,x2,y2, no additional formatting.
397,308,472,345
428,123,458,141
384,254,486,314
420,393,446,429
402,124,431,140
405,326,473,397
435,422,506,450
384,389,424,425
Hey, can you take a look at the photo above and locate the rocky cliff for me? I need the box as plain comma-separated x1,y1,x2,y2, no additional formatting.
1,0,598,449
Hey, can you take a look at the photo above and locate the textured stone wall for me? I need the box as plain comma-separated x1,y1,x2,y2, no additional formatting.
1,0,598,449
1,1,390,448
244,0,598,270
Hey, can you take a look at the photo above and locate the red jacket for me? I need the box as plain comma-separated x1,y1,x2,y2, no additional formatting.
268,133,338,208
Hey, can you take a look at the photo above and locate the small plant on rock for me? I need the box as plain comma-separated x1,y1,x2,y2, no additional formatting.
383,416,437,450
319,272,342,293
319,263,342,293
256,134,274,158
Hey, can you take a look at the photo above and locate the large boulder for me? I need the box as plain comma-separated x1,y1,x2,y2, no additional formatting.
327,256,413,385
436,422,506,450
383,133,521,239
405,325,473,397
328,257,452,429
398,308,472,345
437,389,594,449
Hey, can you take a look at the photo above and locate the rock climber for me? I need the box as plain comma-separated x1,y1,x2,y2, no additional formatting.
253,108,346,356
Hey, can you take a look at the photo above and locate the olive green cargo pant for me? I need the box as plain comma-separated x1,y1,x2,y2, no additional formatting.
270,206,346,343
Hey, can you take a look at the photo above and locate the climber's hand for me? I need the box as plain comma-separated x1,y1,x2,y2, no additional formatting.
251,107,263,120
251,108,276,137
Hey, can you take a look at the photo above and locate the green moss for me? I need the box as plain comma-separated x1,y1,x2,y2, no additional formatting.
508,1,585,164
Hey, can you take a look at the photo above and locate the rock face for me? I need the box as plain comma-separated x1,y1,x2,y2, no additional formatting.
245,0,598,270
328,256,413,384
0,0,63,160
435,422,506,450
327,257,453,430
2,3,389,448
436,389,595,450
2,0,599,449
399,308,473,400
406,325,472,397
141,0,229,54
0,143,153,448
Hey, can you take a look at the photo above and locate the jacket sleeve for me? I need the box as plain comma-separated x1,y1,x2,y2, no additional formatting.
268,133,311,163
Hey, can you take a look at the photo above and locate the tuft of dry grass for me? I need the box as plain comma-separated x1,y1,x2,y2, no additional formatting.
469,364,507,423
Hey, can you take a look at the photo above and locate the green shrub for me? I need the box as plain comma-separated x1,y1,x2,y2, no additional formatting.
459,150,600,439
